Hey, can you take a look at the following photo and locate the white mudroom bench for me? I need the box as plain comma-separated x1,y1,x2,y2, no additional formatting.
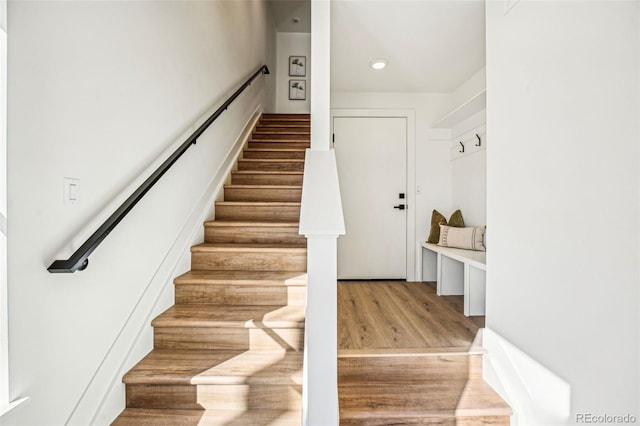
421,242,486,317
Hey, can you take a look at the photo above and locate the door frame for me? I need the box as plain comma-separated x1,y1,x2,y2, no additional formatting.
331,109,416,281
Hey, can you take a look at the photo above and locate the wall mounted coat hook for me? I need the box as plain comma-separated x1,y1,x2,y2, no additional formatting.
459,141,465,153
476,133,481,147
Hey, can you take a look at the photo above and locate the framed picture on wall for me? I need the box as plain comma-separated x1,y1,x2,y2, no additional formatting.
289,80,306,100
289,56,306,77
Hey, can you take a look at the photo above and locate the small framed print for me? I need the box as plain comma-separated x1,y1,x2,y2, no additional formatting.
289,80,306,100
289,56,306,77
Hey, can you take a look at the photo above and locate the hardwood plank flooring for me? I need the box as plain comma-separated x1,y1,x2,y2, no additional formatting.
338,281,484,351
337,281,511,425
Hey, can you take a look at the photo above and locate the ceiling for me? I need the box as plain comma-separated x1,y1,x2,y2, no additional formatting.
268,0,486,93
267,0,311,33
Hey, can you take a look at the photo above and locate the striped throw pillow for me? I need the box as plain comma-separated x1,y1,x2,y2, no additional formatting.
438,225,486,251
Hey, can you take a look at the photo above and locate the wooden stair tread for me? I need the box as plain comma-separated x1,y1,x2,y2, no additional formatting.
222,186,302,201
215,201,301,207
261,118,309,122
262,113,310,117
244,148,307,152
254,126,309,129
256,123,309,126
251,134,309,139
257,123,310,128
260,119,310,123
255,124,310,128
215,200,301,204
152,304,306,328
258,120,309,123
175,270,307,286
455,380,512,417
239,158,305,163
124,349,303,385
214,202,301,222
203,221,304,241
338,346,485,358
260,114,311,122
114,408,302,425
231,173,303,186
259,121,309,126
253,131,310,135
249,136,309,140
191,243,306,252
204,220,300,227
257,120,310,124
252,132,309,135
249,138,309,142
232,170,303,175
223,184,302,190
242,151,307,161
339,380,512,419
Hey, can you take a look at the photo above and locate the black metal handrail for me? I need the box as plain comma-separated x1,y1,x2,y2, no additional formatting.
48,65,270,273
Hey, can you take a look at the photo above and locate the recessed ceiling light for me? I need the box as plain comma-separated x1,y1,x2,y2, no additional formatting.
370,59,388,70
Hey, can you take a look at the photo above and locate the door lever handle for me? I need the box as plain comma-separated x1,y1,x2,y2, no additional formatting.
394,204,406,210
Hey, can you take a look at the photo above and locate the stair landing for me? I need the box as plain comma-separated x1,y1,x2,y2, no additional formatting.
338,281,511,425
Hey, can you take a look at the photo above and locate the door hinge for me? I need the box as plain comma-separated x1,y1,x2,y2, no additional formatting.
332,133,335,143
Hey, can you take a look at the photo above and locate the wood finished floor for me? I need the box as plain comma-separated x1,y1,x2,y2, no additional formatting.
338,281,484,351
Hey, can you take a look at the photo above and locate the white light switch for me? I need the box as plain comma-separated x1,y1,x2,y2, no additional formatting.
63,177,80,205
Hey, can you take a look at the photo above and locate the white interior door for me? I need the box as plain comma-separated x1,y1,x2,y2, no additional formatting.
334,116,407,279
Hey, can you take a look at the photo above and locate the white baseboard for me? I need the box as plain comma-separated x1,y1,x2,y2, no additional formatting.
65,107,263,426
482,327,572,426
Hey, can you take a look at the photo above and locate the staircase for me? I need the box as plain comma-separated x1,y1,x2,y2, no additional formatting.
338,334,512,425
113,113,310,425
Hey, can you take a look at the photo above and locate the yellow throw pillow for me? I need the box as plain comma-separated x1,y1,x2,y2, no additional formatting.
427,210,447,244
448,209,465,228
427,209,465,244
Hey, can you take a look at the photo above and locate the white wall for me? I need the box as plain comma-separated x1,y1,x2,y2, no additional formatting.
310,0,330,151
276,32,311,113
450,109,486,228
265,10,278,114
331,92,451,279
452,67,486,109
486,0,639,421
5,1,274,425
449,67,486,227
0,0,8,415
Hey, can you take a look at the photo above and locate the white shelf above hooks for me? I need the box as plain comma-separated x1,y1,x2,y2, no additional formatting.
432,89,486,129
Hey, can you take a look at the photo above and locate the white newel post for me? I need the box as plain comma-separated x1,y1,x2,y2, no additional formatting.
300,150,344,426
303,236,339,425
302,2,343,424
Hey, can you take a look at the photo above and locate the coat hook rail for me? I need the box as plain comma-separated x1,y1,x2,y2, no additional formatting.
476,133,481,146
459,141,465,153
